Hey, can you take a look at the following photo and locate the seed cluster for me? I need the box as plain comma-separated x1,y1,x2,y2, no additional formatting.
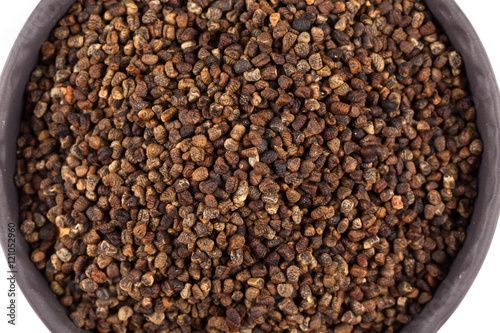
16,0,481,332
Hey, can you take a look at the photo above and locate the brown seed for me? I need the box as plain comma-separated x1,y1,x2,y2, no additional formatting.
470,139,483,155
331,101,350,115
252,53,271,67
348,58,362,74
420,21,437,36
228,234,246,251
226,308,241,330
309,53,323,70
343,156,358,173
286,189,301,203
197,238,215,252
80,279,98,293
269,13,280,26
91,270,107,284
277,283,294,298
118,306,133,321
247,278,265,289
87,15,102,31
141,54,159,66
282,32,298,52
392,195,404,210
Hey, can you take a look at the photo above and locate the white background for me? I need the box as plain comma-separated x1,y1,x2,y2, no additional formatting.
0,1,499,332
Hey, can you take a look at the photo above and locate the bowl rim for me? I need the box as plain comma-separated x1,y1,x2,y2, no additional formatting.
0,1,499,332
401,1,500,331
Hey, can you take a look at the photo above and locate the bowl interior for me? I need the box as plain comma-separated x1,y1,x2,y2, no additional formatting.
0,1,498,332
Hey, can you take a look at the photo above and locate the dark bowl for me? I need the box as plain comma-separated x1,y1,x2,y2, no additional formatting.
1,0,499,332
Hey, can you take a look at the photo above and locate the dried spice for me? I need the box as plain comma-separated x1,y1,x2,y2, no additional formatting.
15,0,481,332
